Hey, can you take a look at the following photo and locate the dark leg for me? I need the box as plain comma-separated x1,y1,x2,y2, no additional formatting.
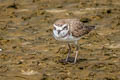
74,41,79,63
66,43,71,62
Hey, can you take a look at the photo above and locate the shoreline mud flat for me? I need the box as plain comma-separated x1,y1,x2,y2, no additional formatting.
0,0,120,80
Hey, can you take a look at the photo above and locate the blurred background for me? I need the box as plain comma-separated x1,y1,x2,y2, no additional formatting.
0,0,120,80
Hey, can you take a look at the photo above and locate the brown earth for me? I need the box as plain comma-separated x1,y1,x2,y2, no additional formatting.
0,0,120,80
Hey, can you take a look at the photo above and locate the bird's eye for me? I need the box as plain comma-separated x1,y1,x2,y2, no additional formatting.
54,27,56,30
63,26,68,30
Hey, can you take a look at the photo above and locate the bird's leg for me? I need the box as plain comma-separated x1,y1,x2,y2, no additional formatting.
74,41,79,63
66,43,71,62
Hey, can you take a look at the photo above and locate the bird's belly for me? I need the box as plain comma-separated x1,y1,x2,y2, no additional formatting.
54,34,80,42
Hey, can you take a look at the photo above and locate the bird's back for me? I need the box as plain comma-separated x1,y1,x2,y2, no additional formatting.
65,19,95,37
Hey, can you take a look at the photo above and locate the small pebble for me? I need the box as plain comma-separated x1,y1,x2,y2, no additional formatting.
0,49,2,52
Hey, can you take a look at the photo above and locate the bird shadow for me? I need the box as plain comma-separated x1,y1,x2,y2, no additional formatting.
59,57,87,64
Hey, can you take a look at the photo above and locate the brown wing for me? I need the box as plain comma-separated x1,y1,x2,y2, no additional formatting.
70,20,95,37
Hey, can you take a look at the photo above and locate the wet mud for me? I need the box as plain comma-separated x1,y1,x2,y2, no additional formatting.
0,0,120,80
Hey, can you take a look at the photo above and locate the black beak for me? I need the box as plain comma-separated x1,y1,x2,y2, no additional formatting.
58,30,61,34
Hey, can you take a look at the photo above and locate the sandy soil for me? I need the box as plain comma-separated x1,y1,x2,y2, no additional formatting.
0,0,120,80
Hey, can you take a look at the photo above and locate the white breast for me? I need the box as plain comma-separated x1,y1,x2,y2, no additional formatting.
53,30,80,42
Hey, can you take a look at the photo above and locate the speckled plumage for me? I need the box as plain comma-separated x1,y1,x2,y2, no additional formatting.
54,19,95,38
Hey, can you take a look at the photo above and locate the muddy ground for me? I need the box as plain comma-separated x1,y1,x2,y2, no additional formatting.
0,0,120,80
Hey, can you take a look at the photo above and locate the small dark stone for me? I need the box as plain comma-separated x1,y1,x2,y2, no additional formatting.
79,67,84,70
106,9,112,14
7,3,18,9
80,18,91,23
17,61,23,64
57,5,63,8
12,46,17,49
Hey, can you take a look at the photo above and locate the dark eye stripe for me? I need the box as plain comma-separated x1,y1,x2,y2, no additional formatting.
63,26,68,30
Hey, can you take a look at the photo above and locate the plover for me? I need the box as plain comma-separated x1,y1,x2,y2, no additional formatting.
53,19,95,63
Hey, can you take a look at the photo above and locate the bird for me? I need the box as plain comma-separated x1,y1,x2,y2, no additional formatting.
53,19,95,63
